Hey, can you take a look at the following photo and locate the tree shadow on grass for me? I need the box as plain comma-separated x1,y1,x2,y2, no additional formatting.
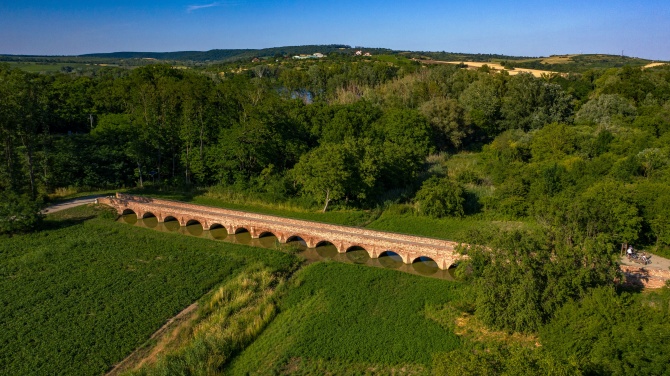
39,216,96,232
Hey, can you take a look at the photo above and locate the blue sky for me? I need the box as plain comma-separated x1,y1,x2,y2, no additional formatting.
1,0,669,60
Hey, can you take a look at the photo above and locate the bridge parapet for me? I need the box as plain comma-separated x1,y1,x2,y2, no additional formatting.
100,194,464,270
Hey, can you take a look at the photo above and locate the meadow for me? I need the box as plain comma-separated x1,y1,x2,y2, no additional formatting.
226,262,463,375
0,205,297,376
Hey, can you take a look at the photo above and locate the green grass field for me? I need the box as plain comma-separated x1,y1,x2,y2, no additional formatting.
0,205,297,376
226,262,463,375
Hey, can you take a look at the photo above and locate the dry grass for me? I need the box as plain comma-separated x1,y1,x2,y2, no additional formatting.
127,266,284,376
440,61,558,78
541,55,578,64
644,62,668,69
424,304,538,348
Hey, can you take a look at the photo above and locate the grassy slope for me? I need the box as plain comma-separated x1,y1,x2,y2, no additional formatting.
0,205,297,376
227,262,463,375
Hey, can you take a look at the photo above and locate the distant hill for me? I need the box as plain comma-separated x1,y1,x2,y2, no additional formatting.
2,45,667,73
79,45,394,62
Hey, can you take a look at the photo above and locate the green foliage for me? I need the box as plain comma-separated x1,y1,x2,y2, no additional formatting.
0,190,43,234
465,229,619,333
226,262,463,374
530,123,577,162
541,287,670,375
433,342,581,376
292,142,355,212
415,176,465,218
0,205,297,376
575,94,637,126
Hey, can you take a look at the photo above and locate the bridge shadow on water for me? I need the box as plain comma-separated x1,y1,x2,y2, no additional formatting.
119,214,456,280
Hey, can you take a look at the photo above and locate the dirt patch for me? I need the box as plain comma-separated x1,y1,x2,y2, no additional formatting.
106,302,200,375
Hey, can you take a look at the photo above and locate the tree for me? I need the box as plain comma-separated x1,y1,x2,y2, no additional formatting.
541,287,670,375
419,97,472,150
292,143,354,212
575,94,637,127
530,123,577,162
415,176,465,218
500,73,573,131
464,228,619,334
0,190,43,234
460,76,503,137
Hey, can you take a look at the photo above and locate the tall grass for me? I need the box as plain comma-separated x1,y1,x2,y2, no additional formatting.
130,266,286,376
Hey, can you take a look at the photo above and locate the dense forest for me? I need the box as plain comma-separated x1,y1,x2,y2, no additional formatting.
2,52,670,374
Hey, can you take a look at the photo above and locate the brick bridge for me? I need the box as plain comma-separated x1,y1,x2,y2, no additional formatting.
99,194,463,270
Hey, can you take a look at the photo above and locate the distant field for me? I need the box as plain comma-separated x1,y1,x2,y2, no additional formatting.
0,205,297,376
226,262,463,375
442,61,558,77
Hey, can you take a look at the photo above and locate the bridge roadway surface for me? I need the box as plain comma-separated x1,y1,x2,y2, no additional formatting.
99,193,462,270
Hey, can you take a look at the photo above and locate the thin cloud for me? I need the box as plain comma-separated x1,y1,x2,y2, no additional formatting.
187,2,221,13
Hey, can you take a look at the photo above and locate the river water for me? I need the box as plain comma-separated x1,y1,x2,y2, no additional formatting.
119,214,455,280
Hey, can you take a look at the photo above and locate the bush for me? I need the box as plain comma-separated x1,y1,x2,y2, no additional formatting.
0,191,43,234
415,176,465,218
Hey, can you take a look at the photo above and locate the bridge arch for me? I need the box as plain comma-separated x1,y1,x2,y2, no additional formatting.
412,256,440,274
378,250,403,269
412,255,437,264
287,235,306,244
234,227,249,234
185,219,204,236
122,208,136,216
142,212,156,219
316,240,335,248
345,245,371,264
315,240,338,258
209,223,228,239
258,231,276,238
163,216,180,231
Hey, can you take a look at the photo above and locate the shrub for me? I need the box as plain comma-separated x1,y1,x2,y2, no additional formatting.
415,176,465,218
0,191,43,234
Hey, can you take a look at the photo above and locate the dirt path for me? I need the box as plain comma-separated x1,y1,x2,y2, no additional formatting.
620,252,670,271
106,302,200,375
41,195,108,214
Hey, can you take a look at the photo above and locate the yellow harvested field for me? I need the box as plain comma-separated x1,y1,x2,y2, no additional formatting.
540,55,577,64
443,61,559,78
643,62,668,69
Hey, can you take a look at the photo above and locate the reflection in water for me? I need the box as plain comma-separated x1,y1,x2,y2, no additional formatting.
186,223,203,236
164,220,180,232
118,215,454,280
378,252,403,269
144,216,158,228
210,227,228,240
346,247,370,264
315,244,338,259
286,239,308,252
122,213,137,225
412,258,439,276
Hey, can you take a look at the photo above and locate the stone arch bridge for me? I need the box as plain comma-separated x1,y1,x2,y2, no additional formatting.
99,194,463,270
